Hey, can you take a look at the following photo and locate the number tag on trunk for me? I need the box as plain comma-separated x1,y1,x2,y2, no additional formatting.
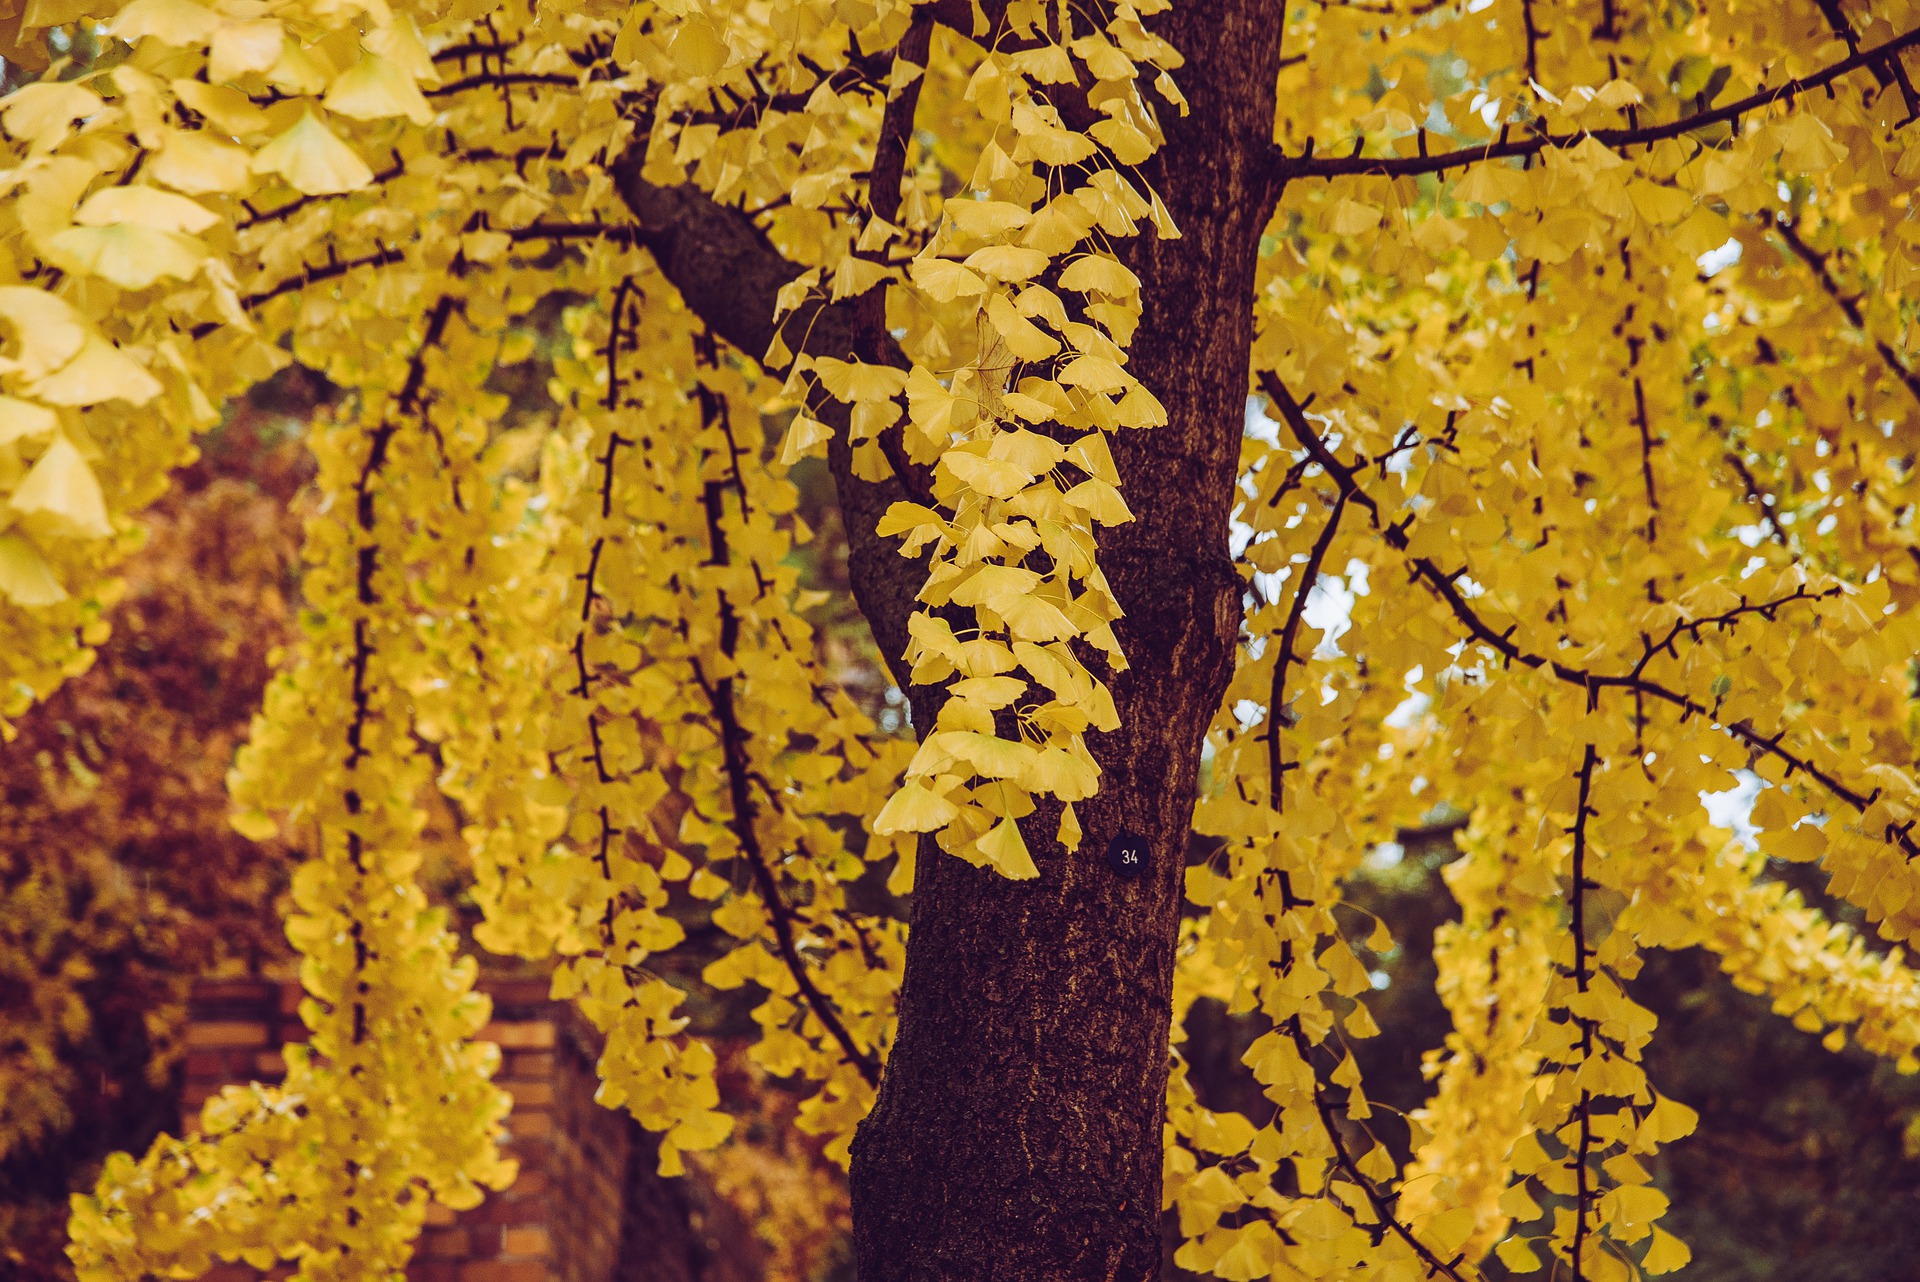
1105,831,1148,879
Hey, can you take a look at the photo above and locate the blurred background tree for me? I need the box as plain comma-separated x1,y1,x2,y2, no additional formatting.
0,391,309,1274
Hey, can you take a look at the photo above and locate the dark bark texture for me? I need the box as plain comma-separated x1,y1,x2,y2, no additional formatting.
615,1,1278,1272
845,3,1277,1276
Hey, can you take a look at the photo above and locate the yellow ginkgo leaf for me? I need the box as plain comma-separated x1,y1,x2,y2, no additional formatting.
10,435,112,538
366,14,440,86
251,111,374,196
171,80,269,134
1641,1226,1693,1275
999,593,1078,642
943,451,1034,500
1020,746,1098,800
0,532,65,605
1627,179,1693,227
150,130,252,194
975,815,1040,879
668,17,728,77
48,225,208,290
1057,803,1082,852
74,186,217,234
1065,430,1120,484
964,245,1050,282
0,81,102,152
0,396,56,445
811,358,907,403
1637,1093,1699,1144
666,1108,733,1152
0,287,86,380
949,564,1042,614
108,0,219,46
1422,1207,1477,1256
207,18,281,82
22,334,163,407
1494,1237,1543,1274
324,52,434,127
1329,198,1384,235
947,199,1031,238
909,256,989,302
989,428,1067,474
872,781,962,834
1061,477,1134,525
1057,354,1129,393
266,38,332,96
14,155,97,247
777,415,832,465
930,729,1036,780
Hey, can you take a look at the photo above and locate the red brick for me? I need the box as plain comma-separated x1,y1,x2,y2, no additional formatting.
188,1020,270,1049
420,1228,470,1260
468,1225,503,1257
458,1261,546,1282
501,1051,554,1079
505,1111,551,1140
500,1080,553,1108
461,1195,545,1227
410,1264,461,1282
185,1049,246,1080
480,1021,554,1049
191,978,278,1009
500,1138,549,1173
480,978,552,1006
501,1227,550,1259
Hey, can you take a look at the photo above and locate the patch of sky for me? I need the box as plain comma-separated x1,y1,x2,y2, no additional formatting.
1701,767,1761,849
1385,665,1430,730
1698,237,1743,278
1366,841,1406,870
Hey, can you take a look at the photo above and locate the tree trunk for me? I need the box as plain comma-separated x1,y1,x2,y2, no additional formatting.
616,2,1278,1272
845,5,1279,1278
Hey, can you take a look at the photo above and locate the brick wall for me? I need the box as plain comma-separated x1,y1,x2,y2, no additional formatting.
179,978,763,1282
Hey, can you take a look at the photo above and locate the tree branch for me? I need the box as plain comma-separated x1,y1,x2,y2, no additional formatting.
1771,213,1920,411
1287,1019,1475,1282
1266,492,1348,812
1275,25,1920,181
1566,743,1599,1282
1255,370,1910,860
609,167,929,684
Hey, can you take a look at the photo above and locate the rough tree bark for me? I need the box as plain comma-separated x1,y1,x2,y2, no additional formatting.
615,1,1279,1274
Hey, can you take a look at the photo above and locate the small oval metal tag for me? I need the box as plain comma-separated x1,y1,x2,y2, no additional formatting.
1105,830,1148,879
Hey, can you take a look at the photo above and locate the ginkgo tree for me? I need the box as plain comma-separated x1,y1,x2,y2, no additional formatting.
3,0,1920,1275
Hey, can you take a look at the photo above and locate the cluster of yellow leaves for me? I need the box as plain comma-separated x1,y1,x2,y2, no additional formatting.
72,380,522,1279
4,0,1920,1275
1161,0,1920,1278
0,0,928,1266
860,0,1182,877
527,285,912,1173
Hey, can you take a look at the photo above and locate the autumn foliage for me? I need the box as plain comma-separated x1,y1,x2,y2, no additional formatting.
0,406,304,1273
6,0,1920,1278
